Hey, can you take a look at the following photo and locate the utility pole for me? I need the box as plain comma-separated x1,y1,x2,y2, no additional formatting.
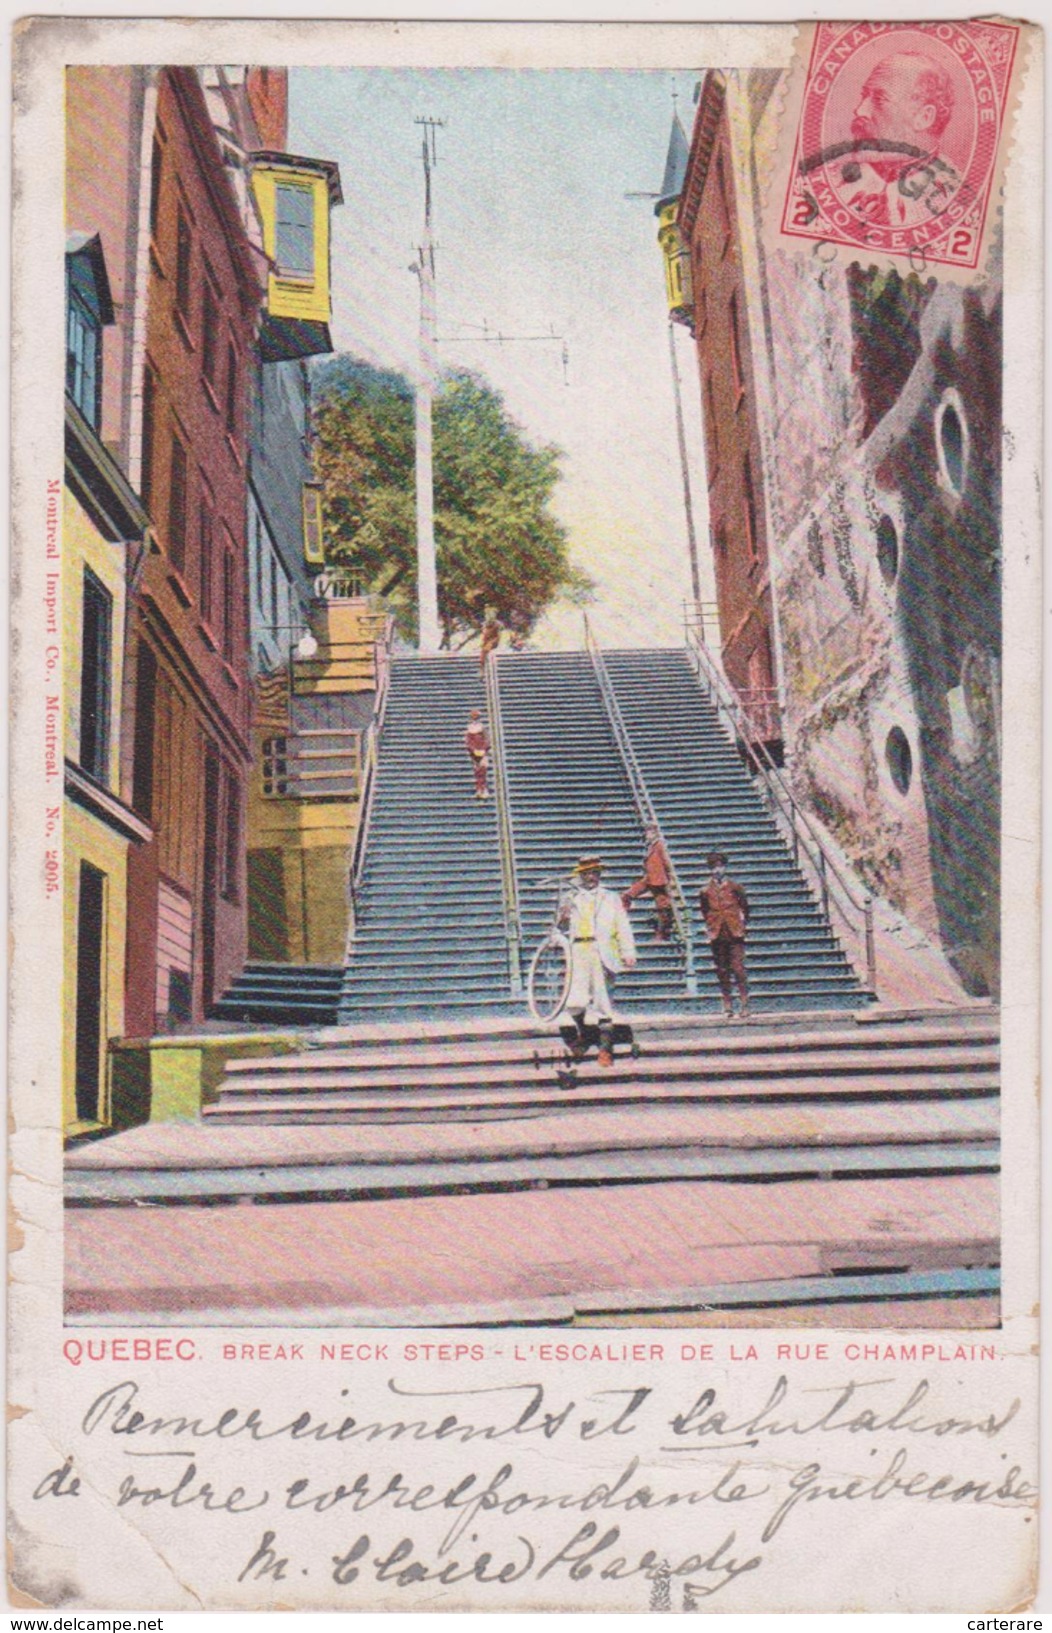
410,119,566,652
411,117,444,654
667,319,702,606
626,80,703,618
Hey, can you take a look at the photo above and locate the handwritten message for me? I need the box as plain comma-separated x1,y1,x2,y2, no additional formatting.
11,1357,1037,1611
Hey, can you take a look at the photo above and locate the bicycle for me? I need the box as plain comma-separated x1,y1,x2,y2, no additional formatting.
526,874,574,1022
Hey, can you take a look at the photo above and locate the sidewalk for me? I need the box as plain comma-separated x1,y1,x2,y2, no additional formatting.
65,1172,998,1327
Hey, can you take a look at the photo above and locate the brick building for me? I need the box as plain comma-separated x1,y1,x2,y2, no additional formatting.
123,66,266,1032
677,70,1002,995
677,73,781,750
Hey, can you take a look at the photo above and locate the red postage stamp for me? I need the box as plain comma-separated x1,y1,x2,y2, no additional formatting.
771,20,1022,279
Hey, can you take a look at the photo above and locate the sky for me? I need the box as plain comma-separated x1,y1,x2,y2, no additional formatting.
289,67,715,650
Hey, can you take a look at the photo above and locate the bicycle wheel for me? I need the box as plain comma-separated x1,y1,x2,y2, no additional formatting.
527,934,571,1022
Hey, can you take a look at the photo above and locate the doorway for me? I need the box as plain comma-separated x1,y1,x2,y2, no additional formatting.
202,749,220,1014
74,861,106,1122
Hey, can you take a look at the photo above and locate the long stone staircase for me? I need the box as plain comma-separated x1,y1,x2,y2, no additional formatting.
339,657,512,1020
100,640,998,1326
500,651,685,1008
213,645,867,1025
604,648,861,1010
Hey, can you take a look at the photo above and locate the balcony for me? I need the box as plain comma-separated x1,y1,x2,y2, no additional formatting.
250,152,343,362
261,729,364,801
737,685,782,747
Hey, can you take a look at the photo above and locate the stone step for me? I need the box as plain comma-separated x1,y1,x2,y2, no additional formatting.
206,1064,997,1119
220,1026,997,1078
75,1095,1000,1168
68,1134,999,1203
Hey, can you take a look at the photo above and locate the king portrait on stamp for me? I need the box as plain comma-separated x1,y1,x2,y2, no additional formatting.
775,20,1022,277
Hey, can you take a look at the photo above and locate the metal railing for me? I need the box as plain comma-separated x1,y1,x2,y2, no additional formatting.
485,653,524,999
346,616,396,957
737,685,782,745
584,616,698,997
683,617,877,995
260,730,363,799
313,566,367,600
683,596,722,648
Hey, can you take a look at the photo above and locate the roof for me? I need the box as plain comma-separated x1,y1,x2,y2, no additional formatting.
250,150,343,206
167,67,266,305
656,111,690,210
65,232,115,325
677,71,727,239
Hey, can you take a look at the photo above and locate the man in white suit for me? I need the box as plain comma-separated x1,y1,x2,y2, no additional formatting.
557,856,636,1067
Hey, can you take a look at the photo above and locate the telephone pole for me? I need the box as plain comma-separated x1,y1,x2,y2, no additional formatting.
667,319,702,606
411,117,443,654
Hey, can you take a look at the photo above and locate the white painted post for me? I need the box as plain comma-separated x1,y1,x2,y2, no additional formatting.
413,128,441,655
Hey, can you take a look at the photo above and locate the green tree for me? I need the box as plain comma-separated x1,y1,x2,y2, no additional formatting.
312,356,592,647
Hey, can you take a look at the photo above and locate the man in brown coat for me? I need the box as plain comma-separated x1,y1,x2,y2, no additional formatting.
622,823,673,941
699,849,750,1019
479,607,502,676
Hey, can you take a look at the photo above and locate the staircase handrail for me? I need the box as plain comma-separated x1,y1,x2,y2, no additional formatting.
485,653,524,999
347,616,396,951
584,617,698,997
373,614,395,732
684,621,877,995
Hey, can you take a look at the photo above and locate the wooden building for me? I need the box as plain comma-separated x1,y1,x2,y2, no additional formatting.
62,230,151,1135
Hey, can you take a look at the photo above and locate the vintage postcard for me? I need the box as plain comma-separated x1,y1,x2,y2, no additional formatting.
8,16,1042,1613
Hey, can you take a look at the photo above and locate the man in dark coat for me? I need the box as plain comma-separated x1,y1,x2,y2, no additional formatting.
699,849,750,1019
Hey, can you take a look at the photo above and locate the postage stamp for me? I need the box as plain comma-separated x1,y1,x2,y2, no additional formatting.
770,20,1022,278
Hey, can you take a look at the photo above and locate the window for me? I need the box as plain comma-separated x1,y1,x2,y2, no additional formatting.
222,546,236,663
935,390,969,497
149,134,163,237
302,482,324,565
140,366,156,515
876,514,899,586
202,279,219,389
225,342,238,437
175,207,192,318
704,374,720,483
79,570,112,783
222,770,241,901
743,454,759,565
254,513,267,612
886,727,913,796
168,436,188,574
715,149,732,248
66,265,101,426
729,292,745,396
262,737,289,796
131,641,157,818
275,183,314,278
199,498,214,625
